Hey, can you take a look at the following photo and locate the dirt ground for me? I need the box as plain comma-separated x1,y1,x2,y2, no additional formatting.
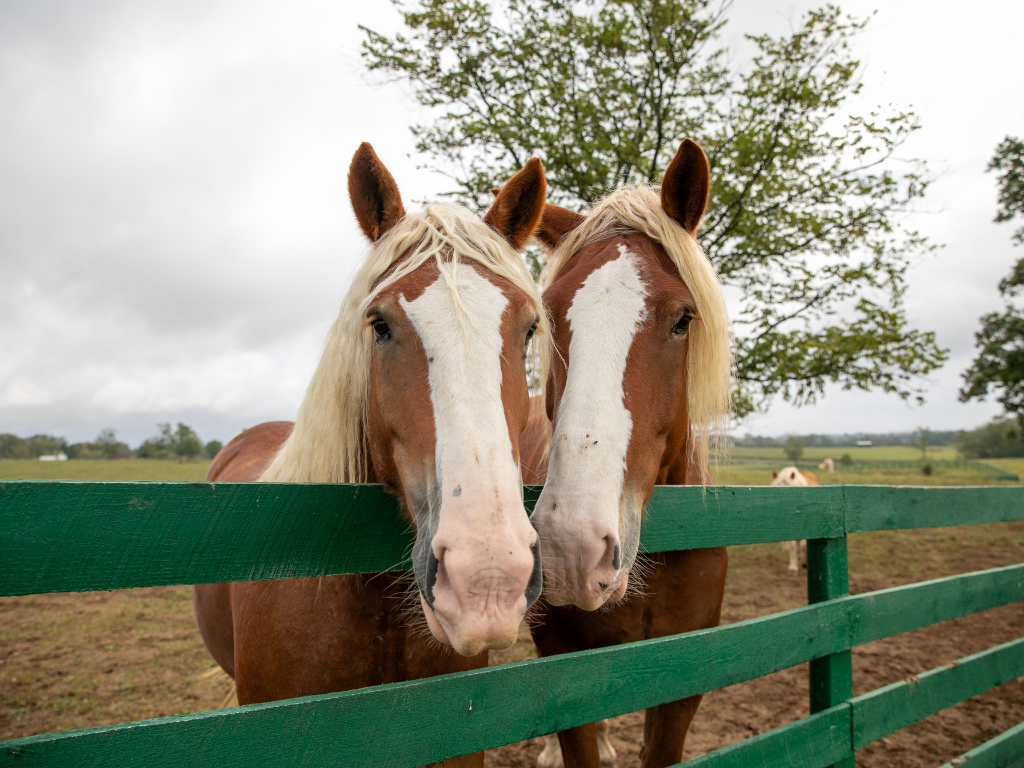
2,523,1022,767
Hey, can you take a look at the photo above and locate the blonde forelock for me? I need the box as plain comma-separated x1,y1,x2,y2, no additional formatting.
538,186,731,467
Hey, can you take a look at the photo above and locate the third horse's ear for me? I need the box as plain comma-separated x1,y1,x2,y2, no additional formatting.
661,139,709,236
535,204,585,251
485,158,548,250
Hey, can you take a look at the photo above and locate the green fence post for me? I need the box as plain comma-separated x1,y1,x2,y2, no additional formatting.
807,535,855,768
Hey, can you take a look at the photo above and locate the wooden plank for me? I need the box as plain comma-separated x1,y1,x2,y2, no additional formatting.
806,536,854,768
851,637,1024,749
850,564,1024,647
4,565,1023,768
844,486,1024,532
641,485,845,550
0,600,854,768
935,720,1024,768
0,482,844,596
0,481,413,596
677,705,852,768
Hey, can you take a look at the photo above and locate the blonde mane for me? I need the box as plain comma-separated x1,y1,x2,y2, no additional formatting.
538,185,731,464
261,203,548,483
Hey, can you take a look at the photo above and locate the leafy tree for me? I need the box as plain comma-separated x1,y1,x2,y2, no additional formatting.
362,1,948,416
137,423,174,459
95,428,131,459
171,423,203,461
0,434,31,459
784,436,804,462
961,137,1024,424
204,440,224,459
957,418,1024,459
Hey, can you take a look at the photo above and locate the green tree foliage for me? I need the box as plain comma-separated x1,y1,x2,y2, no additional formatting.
204,440,224,459
0,434,66,459
136,423,174,459
173,423,203,461
956,418,1024,459
95,428,132,459
362,0,948,415
961,137,1024,425
990,136,1024,246
136,423,205,460
783,436,804,462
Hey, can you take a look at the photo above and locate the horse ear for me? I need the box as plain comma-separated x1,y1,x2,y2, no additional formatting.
661,139,709,236
772,471,778,479
484,158,547,250
535,204,585,251
348,142,406,243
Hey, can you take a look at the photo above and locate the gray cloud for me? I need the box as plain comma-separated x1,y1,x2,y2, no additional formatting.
1,0,1022,446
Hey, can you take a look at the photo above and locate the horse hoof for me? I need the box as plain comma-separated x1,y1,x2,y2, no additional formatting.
787,567,798,577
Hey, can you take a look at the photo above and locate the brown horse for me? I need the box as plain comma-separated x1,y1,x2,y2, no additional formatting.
193,143,550,767
523,139,733,768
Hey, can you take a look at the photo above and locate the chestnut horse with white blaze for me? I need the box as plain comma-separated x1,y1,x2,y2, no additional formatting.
194,143,550,767
521,139,732,768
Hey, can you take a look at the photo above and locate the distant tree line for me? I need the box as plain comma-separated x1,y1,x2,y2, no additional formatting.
0,424,223,461
735,431,959,448
736,418,1024,459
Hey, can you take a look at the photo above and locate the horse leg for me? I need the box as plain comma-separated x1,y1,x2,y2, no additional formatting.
638,695,702,768
800,539,808,569
786,540,800,576
538,720,615,768
555,721,603,768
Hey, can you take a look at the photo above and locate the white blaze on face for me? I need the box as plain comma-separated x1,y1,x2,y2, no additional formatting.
399,264,536,653
536,244,647,594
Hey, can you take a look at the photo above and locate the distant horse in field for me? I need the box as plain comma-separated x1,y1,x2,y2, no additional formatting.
521,139,732,768
819,458,835,473
193,143,550,768
771,466,821,576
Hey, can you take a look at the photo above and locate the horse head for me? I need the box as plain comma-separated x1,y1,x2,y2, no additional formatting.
528,139,731,611
268,143,549,655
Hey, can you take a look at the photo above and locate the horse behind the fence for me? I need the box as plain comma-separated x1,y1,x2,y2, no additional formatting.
194,143,550,768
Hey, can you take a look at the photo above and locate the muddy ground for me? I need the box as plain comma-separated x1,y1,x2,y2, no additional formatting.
2,522,1022,767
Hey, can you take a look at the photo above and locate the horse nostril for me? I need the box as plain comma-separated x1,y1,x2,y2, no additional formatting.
525,539,543,607
598,582,608,590
423,549,439,608
612,544,621,571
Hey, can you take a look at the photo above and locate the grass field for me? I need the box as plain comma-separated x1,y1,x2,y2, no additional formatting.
0,460,212,481
727,445,959,461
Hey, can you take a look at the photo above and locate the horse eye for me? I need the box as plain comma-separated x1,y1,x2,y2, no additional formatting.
371,318,392,342
525,322,537,345
671,311,694,337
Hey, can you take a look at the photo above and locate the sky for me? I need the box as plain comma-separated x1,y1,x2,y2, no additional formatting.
1,0,1022,446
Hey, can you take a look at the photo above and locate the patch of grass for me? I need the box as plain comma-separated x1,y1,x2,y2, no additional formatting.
726,445,959,462
710,465,1006,487
0,460,211,481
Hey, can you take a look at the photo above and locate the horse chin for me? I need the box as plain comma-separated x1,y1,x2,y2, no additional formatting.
420,593,453,648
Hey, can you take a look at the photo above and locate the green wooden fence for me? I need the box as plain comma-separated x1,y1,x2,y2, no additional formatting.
1,481,1022,767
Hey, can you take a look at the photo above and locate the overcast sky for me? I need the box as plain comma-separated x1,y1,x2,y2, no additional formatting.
1,0,1022,446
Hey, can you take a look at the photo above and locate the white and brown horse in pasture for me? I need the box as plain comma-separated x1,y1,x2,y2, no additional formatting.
770,466,821,576
521,139,733,768
194,143,550,767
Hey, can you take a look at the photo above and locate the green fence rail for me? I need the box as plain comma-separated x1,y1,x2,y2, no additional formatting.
1,482,1022,768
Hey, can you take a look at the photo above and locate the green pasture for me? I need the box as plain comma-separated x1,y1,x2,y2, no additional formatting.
0,460,212,481
726,445,960,462
0,456,1016,486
